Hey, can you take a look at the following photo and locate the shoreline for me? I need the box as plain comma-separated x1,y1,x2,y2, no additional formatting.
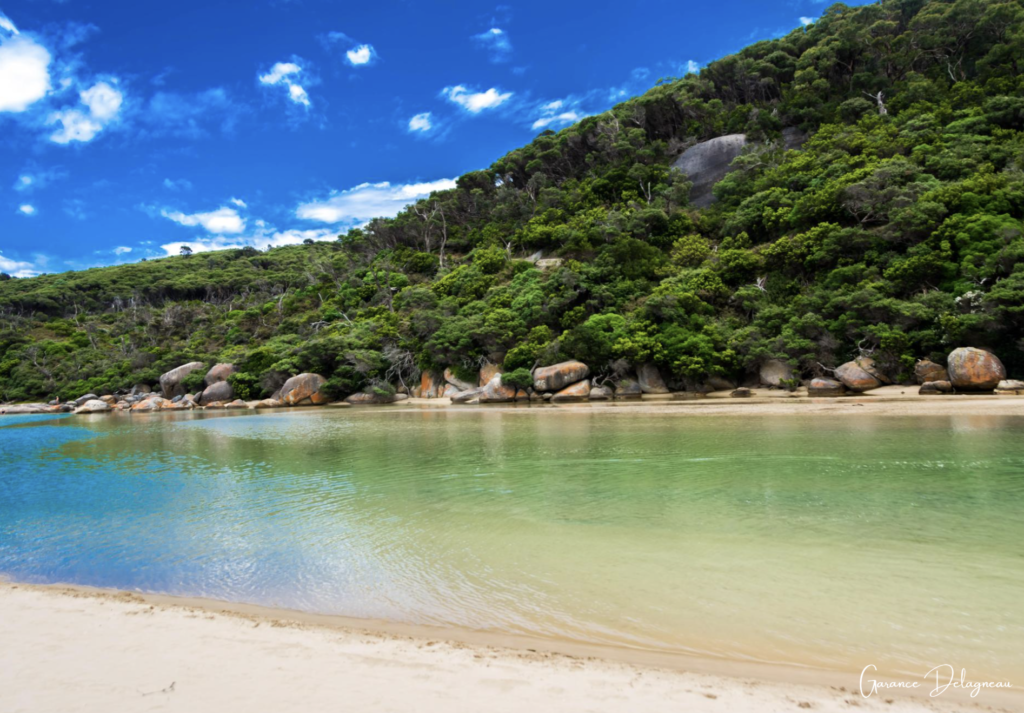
7,386,1024,419
1,580,1018,712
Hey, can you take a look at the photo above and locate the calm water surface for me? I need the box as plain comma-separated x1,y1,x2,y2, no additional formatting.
1,408,1022,680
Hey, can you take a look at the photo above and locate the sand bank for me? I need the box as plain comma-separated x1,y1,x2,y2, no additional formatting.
395,386,1024,417
1,581,1017,713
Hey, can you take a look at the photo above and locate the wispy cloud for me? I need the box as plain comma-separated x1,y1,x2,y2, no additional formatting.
532,99,582,130
163,178,193,191
321,31,379,68
441,85,512,113
0,251,40,278
407,112,433,133
229,197,247,208
472,27,512,63
161,205,246,234
18,204,37,216
139,88,247,139
14,166,67,193
296,179,457,225
0,10,18,35
258,60,311,107
159,226,339,257
48,80,124,144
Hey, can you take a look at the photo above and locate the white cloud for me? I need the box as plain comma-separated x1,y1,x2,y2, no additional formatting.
80,81,122,120
472,27,512,63
441,85,512,113
48,109,102,143
18,204,36,216
16,175,33,190
0,252,38,278
800,16,817,26
287,83,310,106
48,81,124,144
229,197,247,208
0,36,51,113
159,227,338,257
408,112,432,132
113,246,132,255
345,44,376,66
540,100,563,112
161,206,246,234
532,111,581,130
296,178,457,225
258,61,311,107
0,10,18,35
259,62,301,85
686,60,700,74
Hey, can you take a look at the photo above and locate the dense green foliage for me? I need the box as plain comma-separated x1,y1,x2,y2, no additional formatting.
3,0,1024,402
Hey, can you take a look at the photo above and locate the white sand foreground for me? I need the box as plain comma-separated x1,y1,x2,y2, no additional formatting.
1,582,1017,713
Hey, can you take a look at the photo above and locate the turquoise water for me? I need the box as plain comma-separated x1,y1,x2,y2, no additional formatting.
1,408,1022,680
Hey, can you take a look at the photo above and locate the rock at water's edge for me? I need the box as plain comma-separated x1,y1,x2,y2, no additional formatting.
808,377,845,397
533,360,590,392
280,373,329,406
914,359,948,384
551,380,591,403
947,347,1006,390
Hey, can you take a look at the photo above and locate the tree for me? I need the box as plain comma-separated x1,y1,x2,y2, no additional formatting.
180,245,193,258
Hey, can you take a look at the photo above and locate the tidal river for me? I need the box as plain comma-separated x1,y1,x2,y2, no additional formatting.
2,408,1022,681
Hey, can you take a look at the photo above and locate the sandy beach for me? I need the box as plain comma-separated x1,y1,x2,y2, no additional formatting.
0,581,1018,713
389,385,1024,418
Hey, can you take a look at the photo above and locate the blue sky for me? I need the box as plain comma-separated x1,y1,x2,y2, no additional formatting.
0,0,860,278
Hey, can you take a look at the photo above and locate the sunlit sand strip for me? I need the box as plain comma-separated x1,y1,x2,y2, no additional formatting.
1,581,1017,713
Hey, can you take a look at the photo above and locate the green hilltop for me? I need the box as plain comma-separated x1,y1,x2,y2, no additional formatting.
3,0,1024,402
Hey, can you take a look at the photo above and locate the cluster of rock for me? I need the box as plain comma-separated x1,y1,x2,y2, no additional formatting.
804,347,1010,397
3,345,1022,417
411,360,676,405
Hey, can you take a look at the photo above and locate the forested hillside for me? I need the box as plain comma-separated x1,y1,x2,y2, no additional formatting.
3,0,1024,402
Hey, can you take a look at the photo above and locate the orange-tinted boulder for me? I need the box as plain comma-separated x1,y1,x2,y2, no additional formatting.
947,348,1006,390
131,396,173,411
914,359,947,384
253,398,283,409
478,362,501,387
533,360,590,392
834,361,882,392
551,380,591,403
809,377,845,396
855,357,892,384
478,375,516,403
280,373,329,405
420,371,442,398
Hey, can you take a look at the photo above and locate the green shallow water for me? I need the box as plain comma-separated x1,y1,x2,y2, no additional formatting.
1,408,1022,680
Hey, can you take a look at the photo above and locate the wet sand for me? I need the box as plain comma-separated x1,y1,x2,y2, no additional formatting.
0,581,1018,713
